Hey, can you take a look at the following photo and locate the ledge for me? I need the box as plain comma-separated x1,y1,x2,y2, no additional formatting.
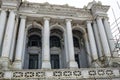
0,68,120,79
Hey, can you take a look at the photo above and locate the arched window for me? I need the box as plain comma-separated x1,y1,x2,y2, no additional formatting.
28,35,41,47
50,36,61,48
73,37,80,48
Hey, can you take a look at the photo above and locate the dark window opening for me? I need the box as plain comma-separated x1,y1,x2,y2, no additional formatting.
50,54,60,69
29,54,38,69
75,54,80,68
50,36,61,48
28,35,41,47
73,37,80,48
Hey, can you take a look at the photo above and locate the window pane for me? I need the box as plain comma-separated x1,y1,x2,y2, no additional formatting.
75,54,80,68
28,35,41,47
50,54,60,69
50,36,61,48
73,37,80,48
29,54,38,69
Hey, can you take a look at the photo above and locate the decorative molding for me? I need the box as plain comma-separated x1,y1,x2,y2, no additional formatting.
0,68,119,79
19,2,93,20
91,4,110,18
1,0,21,10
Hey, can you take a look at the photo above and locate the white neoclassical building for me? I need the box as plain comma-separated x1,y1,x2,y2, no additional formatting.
0,0,120,80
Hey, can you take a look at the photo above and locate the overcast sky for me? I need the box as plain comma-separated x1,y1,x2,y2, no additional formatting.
26,0,120,25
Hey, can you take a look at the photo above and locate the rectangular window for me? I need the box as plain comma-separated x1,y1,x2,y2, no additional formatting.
29,54,38,69
51,54,60,69
75,54,80,68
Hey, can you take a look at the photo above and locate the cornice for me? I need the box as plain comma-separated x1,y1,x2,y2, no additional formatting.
91,4,110,13
1,0,21,10
19,2,93,20
91,3,110,19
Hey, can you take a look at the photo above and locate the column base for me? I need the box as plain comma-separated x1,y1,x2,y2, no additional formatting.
99,56,111,67
106,57,112,67
68,61,78,68
12,60,22,70
91,60,101,68
99,56,105,61
0,57,10,70
112,51,119,58
42,60,51,69
110,57,120,67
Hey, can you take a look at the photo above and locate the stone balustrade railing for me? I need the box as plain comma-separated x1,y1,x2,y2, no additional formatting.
0,68,120,79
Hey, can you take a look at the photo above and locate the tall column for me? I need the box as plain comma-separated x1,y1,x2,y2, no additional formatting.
96,17,111,57
13,16,26,69
42,17,51,69
65,19,78,68
83,33,92,67
0,10,7,55
9,16,19,61
87,21,99,67
87,21,98,60
93,21,103,59
103,18,117,57
0,10,16,69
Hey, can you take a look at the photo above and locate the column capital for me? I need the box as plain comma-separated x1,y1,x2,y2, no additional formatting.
86,21,92,24
65,18,72,22
93,21,97,24
20,16,27,19
8,9,17,12
43,17,50,21
103,16,109,20
0,8,8,11
86,21,93,24
96,16,103,19
9,10,17,16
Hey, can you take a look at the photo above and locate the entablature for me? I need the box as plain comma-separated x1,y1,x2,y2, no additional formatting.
18,2,93,21
1,0,21,10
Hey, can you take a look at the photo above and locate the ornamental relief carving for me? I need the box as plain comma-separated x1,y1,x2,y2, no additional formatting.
111,62,120,67
92,4,109,13
0,68,119,79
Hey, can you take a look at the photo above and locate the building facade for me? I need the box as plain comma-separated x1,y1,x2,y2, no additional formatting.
0,0,120,80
